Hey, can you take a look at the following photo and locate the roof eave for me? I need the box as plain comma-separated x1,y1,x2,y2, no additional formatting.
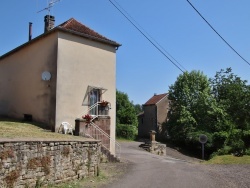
143,104,155,106
0,26,121,60
0,29,57,60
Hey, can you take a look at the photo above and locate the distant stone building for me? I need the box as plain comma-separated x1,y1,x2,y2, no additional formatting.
138,93,169,140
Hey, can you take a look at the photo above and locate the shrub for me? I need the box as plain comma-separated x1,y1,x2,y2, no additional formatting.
245,149,250,155
185,132,213,150
211,145,232,158
231,139,245,153
225,129,245,153
185,132,202,150
116,124,137,140
212,131,228,149
243,130,250,148
178,131,213,159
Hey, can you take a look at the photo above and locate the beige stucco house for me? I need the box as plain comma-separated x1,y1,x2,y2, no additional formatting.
138,93,169,141
0,16,121,154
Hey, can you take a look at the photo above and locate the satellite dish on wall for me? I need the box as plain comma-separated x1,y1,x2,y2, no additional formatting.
42,71,51,81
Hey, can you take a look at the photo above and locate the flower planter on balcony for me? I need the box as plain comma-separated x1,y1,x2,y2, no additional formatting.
99,101,110,115
100,100,109,107
82,114,92,124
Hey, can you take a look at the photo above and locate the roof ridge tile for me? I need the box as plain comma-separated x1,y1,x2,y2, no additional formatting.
144,93,168,105
63,18,74,27
57,18,120,46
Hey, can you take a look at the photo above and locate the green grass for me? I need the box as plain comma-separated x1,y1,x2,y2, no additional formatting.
205,155,250,164
47,171,107,188
116,137,134,142
0,118,87,141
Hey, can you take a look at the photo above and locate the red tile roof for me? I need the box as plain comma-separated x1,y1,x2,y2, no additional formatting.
0,17,121,60
58,18,120,47
144,93,168,105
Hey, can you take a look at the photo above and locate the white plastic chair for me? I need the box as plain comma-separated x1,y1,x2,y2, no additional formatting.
60,122,73,135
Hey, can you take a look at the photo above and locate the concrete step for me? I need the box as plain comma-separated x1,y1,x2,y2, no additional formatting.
101,146,120,162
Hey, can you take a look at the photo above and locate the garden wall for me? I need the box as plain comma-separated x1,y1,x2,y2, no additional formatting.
0,139,101,187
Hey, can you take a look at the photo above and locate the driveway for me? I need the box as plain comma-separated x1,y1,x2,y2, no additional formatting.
105,141,250,188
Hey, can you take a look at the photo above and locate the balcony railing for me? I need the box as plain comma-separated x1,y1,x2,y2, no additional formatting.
78,102,120,159
84,122,121,159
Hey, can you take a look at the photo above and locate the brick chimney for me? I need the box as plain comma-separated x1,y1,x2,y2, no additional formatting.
28,22,32,41
44,15,55,33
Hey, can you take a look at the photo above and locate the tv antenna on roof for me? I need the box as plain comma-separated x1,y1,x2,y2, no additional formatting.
37,0,60,15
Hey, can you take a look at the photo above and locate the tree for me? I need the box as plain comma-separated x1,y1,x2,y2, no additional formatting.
116,90,138,126
133,104,143,115
167,70,225,151
209,68,250,154
167,68,250,157
210,68,250,131
116,90,138,140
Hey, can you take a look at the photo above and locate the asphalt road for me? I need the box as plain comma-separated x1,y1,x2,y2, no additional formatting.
106,141,246,188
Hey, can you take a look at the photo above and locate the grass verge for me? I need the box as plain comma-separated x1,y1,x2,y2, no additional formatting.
116,137,134,142
205,155,250,164
44,162,129,188
0,118,87,141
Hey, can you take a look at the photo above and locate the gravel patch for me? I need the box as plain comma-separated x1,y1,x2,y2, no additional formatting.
164,144,250,188
202,164,250,188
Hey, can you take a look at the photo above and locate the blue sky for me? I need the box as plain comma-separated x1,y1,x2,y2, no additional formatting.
1,0,250,105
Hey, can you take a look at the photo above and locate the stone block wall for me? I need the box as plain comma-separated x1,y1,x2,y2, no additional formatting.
149,142,166,156
0,140,100,187
140,141,166,156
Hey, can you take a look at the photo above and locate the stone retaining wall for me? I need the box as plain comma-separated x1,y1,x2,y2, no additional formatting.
140,141,166,156
0,140,100,187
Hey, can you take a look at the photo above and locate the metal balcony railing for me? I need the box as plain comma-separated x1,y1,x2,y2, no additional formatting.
84,122,121,159
79,102,121,159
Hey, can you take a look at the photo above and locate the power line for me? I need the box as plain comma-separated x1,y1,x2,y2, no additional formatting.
187,0,250,67
108,0,185,73
113,0,187,72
